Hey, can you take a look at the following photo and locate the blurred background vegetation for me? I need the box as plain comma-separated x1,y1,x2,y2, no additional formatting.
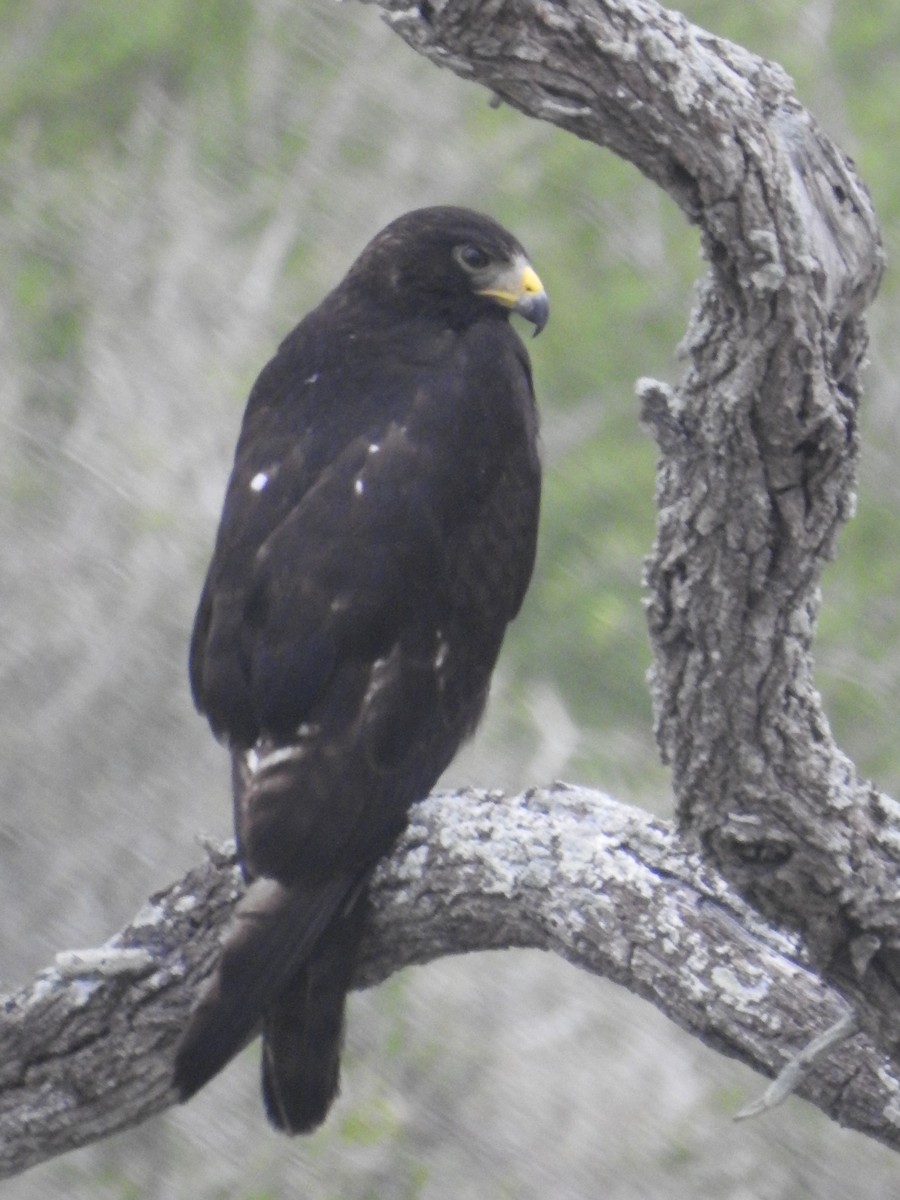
2,1,900,1196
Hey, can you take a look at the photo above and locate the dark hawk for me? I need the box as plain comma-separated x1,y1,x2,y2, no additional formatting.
174,206,548,1133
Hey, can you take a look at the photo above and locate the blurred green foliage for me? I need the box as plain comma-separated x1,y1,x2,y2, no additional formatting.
0,0,252,160
3,0,899,796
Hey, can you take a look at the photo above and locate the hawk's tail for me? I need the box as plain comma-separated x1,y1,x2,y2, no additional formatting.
261,894,369,1132
173,872,366,1132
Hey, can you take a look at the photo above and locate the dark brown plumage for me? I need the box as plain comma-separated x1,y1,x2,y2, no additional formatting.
173,206,547,1132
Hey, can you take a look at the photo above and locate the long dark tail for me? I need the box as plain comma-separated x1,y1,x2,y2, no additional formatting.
261,890,369,1131
173,872,365,1130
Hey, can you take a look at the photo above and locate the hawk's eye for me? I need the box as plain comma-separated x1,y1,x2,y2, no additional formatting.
455,244,491,272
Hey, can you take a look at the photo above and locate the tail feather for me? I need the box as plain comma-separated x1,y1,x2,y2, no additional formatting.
261,891,369,1132
173,873,357,1104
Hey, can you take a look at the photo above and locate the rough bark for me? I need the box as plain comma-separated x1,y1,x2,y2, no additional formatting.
363,0,896,1085
4,784,900,1179
4,0,895,1179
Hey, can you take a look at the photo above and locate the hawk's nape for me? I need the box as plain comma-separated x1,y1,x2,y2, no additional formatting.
173,206,548,1133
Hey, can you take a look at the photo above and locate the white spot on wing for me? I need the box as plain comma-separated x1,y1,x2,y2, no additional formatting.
254,745,308,773
305,372,320,385
363,656,391,707
354,478,365,495
434,639,450,670
368,443,380,454
250,472,268,492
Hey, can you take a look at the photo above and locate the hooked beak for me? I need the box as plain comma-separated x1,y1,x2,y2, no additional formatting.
476,255,549,336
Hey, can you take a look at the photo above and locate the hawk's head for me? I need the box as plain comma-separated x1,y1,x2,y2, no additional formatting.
344,205,549,336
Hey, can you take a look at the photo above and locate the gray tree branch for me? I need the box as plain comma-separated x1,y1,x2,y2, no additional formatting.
5,0,896,1180
363,0,897,1078
4,784,900,1180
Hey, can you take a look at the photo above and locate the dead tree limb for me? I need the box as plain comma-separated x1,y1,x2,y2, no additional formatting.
362,0,896,1072
4,785,900,1179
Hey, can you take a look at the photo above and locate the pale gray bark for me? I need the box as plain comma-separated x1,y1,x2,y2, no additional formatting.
364,0,896,1083
3,0,895,1180
4,784,900,1180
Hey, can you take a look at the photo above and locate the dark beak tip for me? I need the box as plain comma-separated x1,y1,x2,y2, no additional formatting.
518,292,550,337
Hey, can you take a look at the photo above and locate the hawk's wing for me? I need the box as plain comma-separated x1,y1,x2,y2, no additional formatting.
190,313,538,798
